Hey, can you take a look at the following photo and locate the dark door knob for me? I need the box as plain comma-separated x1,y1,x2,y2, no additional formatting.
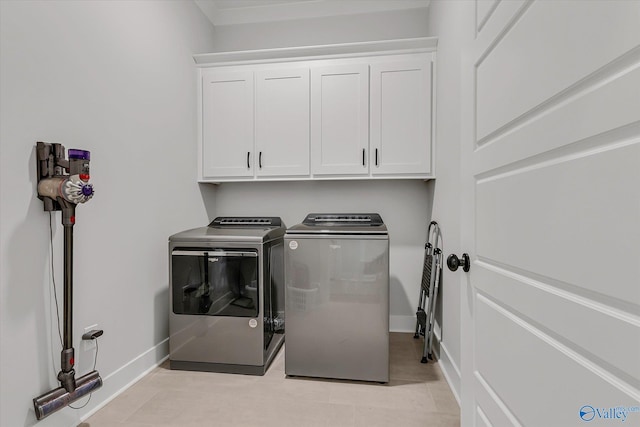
447,253,470,272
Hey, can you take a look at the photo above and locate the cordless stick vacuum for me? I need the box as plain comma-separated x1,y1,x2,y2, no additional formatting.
33,141,102,420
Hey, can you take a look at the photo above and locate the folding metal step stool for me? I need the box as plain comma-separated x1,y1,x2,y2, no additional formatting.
414,221,442,363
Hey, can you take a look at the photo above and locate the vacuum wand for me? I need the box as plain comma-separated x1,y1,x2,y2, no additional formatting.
59,201,76,393
33,142,101,420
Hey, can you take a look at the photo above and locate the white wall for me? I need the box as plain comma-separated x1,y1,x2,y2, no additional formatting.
424,0,470,402
207,8,430,52
0,2,216,426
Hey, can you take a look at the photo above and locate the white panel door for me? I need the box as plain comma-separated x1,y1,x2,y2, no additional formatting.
370,59,432,175
311,64,369,176
201,68,254,179
459,1,640,426
255,68,310,177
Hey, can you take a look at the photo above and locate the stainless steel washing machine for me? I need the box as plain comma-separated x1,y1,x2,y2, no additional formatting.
284,213,389,382
169,217,285,375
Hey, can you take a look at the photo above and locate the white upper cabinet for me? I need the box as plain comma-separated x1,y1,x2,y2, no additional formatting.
311,64,370,176
196,38,436,182
370,60,432,176
201,69,254,179
255,68,310,177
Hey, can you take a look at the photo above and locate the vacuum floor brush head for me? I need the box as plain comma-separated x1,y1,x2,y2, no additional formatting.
33,370,102,420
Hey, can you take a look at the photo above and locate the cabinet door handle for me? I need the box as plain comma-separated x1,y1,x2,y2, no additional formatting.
362,148,366,166
259,151,262,169
247,152,250,169
375,148,379,166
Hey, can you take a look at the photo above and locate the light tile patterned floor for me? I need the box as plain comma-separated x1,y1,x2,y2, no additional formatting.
81,333,459,427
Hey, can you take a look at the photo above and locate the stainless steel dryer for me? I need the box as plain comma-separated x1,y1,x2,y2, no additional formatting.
284,213,389,383
169,217,285,375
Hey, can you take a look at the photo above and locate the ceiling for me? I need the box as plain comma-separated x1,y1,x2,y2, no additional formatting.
194,0,430,26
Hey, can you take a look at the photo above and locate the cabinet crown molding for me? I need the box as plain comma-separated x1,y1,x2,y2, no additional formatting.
194,37,437,67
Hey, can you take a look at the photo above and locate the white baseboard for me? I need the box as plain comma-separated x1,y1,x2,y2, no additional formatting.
390,315,416,332
436,339,461,406
67,338,169,427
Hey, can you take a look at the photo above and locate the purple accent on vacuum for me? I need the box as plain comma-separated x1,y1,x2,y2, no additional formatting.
81,185,94,197
68,149,90,160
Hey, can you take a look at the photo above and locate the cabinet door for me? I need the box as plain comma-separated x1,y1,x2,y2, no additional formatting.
255,68,310,177
201,69,254,179
370,60,432,175
311,64,369,176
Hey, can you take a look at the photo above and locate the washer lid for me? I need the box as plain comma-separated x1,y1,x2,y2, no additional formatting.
302,213,383,226
287,213,387,235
